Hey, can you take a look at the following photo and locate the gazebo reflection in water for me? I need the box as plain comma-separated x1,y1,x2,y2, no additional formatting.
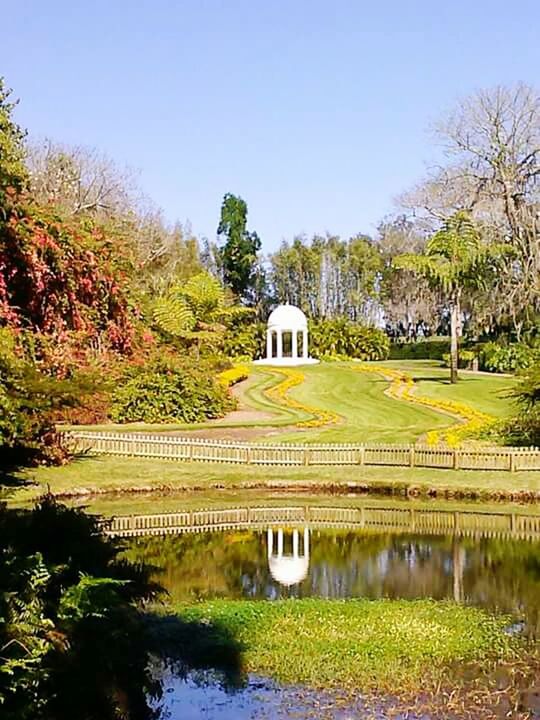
267,528,310,587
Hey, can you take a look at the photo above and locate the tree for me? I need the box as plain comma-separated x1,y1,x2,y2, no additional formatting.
153,271,248,355
400,84,540,339
0,77,27,205
377,216,440,334
217,193,261,303
269,233,383,322
395,211,506,383
26,140,136,218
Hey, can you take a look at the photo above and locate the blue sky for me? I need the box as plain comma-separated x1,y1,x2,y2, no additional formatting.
3,1,540,251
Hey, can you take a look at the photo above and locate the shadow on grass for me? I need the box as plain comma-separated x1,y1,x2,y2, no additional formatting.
145,612,245,688
0,452,34,497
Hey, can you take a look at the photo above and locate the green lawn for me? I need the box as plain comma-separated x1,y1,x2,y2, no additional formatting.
385,361,516,418
61,360,517,444
10,455,540,506
277,362,451,443
167,598,515,694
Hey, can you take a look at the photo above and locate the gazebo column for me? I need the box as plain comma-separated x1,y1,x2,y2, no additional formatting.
302,329,308,359
276,330,283,359
292,529,299,557
277,528,283,557
292,330,298,359
266,329,273,360
267,528,273,558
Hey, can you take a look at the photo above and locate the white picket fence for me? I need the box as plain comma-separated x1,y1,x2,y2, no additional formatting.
61,430,540,472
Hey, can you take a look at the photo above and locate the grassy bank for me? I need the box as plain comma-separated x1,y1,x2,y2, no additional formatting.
167,598,514,692
10,455,540,505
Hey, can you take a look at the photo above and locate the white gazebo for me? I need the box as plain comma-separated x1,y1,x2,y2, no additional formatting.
254,303,319,366
267,528,310,587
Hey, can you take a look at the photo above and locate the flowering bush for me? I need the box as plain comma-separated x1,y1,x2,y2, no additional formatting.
218,365,250,387
0,198,141,374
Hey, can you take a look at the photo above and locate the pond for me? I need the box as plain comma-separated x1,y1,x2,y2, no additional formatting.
108,493,540,719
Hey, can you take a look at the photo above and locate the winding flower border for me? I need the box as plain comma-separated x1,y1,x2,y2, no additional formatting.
263,367,340,429
353,365,495,447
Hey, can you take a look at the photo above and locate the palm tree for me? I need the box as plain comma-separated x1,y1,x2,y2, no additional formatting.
153,271,248,356
395,211,506,383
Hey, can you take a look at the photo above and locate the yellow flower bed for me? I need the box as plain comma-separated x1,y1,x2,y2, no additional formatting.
218,365,250,388
263,367,340,428
353,364,495,447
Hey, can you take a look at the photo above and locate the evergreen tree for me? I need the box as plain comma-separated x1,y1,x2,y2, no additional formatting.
217,193,261,303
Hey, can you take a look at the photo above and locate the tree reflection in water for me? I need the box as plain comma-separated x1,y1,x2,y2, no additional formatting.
124,527,540,637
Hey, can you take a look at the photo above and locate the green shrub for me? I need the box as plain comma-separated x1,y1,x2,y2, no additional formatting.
442,350,476,369
309,319,390,360
223,322,266,359
500,364,540,446
110,361,235,423
389,339,450,360
0,328,95,463
479,342,539,373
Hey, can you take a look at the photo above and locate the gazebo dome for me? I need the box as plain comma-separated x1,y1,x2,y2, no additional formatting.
267,304,307,330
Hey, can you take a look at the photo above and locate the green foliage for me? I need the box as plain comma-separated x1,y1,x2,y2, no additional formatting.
270,233,383,322
501,364,540,446
0,328,95,463
479,342,539,373
396,212,504,295
309,319,390,360
0,78,27,202
0,497,161,720
110,359,235,423
394,211,508,382
223,321,266,359
217,193,261,302
153,271,248,353
442,350,476,369
389,340,450,360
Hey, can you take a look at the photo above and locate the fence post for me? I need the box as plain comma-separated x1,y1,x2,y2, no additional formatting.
303,449,310,466
409,446,415,468
453,449,461,470
358,447,365,465
509,452,516,473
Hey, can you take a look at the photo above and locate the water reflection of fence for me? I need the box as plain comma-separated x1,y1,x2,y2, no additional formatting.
63,431,540,472
106,505,540,540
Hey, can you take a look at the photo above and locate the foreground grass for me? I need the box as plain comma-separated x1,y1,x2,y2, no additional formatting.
168,599,515,693
10,455,540,505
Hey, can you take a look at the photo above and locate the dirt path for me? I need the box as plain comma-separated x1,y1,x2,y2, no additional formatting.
161,376,299,441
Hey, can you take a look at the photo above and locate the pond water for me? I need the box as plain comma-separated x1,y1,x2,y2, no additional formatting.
114,494,540,719
127,521,540,637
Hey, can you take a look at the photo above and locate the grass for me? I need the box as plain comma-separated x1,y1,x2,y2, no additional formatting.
61,361,517,443
9,455,540,505
168,598,515,693
387,361,516,418
55,488,540,518
277,362,452,443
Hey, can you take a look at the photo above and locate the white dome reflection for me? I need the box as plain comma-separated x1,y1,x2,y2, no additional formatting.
267,528,310,587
